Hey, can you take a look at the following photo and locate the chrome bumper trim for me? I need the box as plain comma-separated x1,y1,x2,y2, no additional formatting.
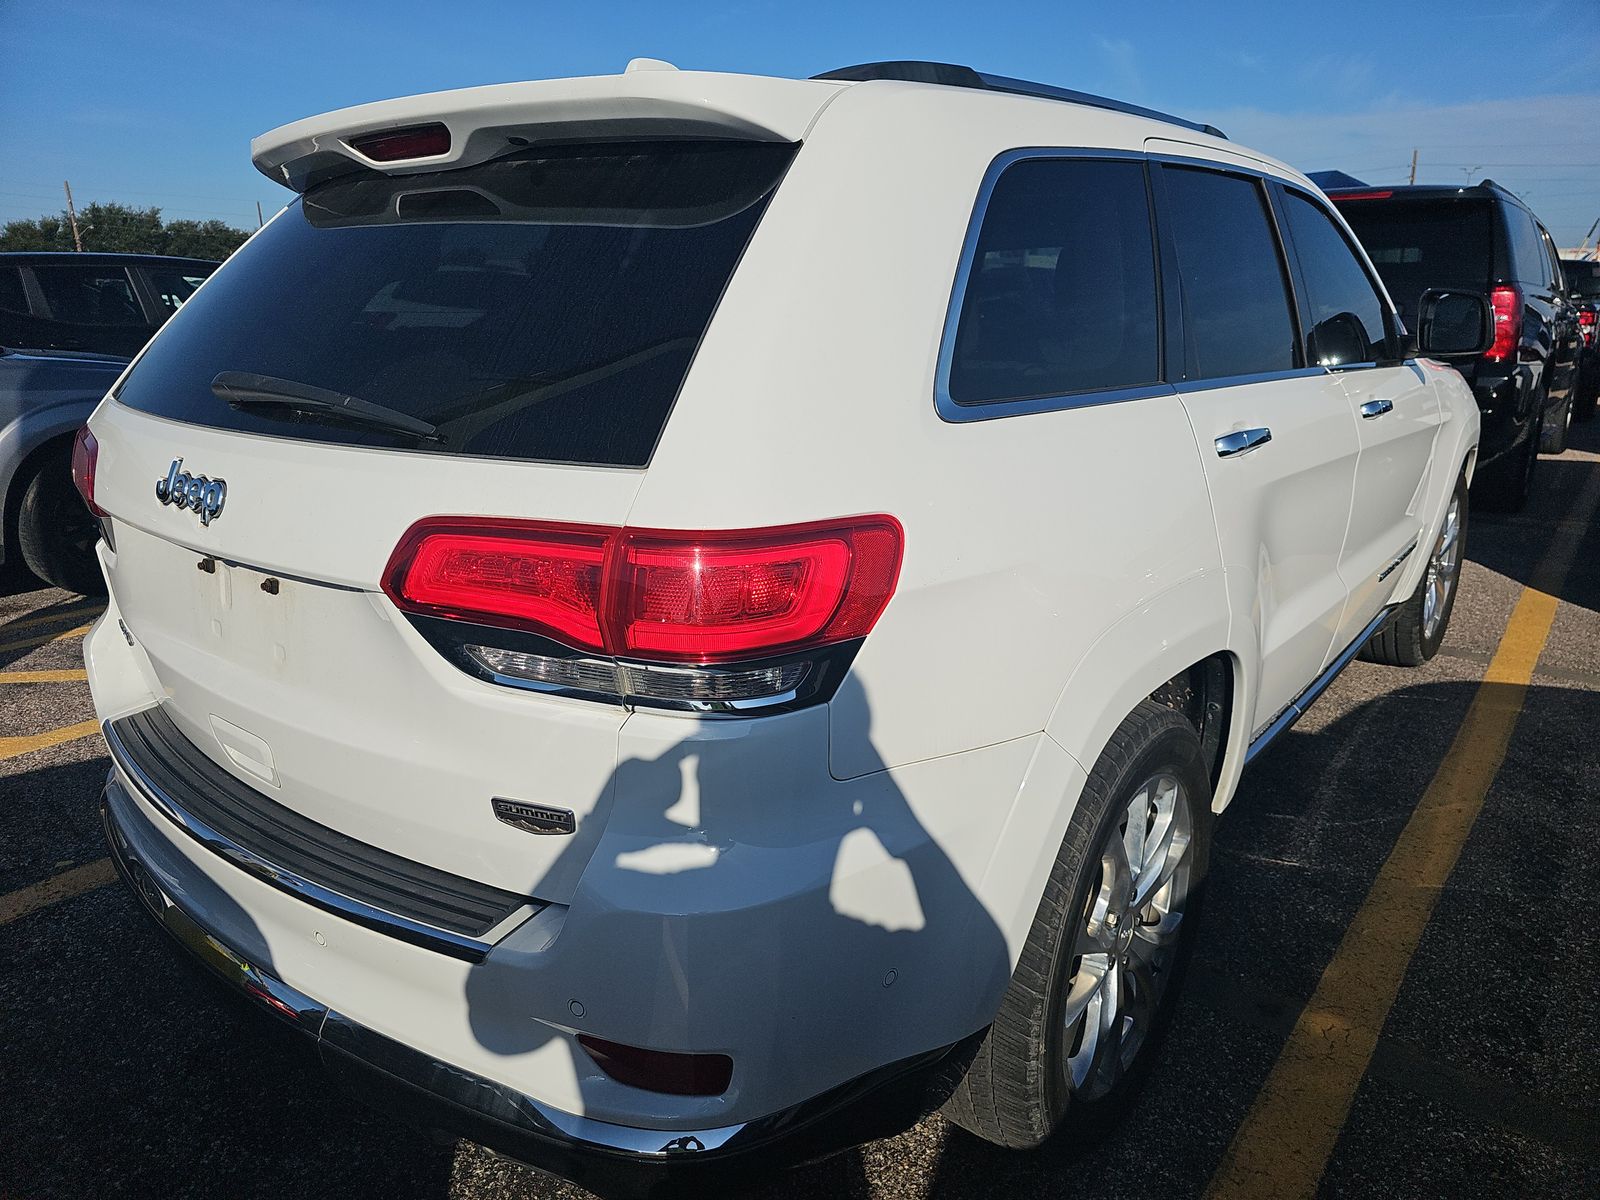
101,777,979,1179
1246,605,1396,765
103,714,511,963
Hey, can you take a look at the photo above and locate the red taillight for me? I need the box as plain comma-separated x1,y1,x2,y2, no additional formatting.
384,520,610,652
348,123,451,162
1332,189,1394,202
383,516,903,664
1486,285,1521,361
71,425,101,516
1580,310,1596,327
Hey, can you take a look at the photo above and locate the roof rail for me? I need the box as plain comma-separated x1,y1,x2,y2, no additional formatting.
812,60,1226,139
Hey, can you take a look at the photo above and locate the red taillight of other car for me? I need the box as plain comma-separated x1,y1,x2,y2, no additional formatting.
383,515,904,665
1485,285,1521,361
71,425,102,516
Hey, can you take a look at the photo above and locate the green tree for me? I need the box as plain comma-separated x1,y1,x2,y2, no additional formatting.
0,202,251,260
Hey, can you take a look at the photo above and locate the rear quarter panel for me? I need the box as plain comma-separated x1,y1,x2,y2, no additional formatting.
628,83,1229,781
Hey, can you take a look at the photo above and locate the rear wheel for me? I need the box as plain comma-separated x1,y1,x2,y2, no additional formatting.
1361,473,1466,667
16,445,105,596
943,700,1210,1148
1539,394,1571,454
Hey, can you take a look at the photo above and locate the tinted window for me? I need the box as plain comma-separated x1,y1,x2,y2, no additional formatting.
1506,205,1548,287
946,158,1159,404
1564,260,1600,299
32,263,144,326
1540,229,1564,291
1161,167,1297,379
1335,198,1492,322
0,267,26,315
141,266,213,317
1283,192,1389,365
115,141,795,467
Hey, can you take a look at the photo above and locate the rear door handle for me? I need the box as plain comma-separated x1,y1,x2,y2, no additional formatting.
1215,427,1272,458
1360,398,1394,419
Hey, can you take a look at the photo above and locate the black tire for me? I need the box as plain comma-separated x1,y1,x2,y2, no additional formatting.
1539,394,1571,455
943,700,1211,1148
1360,472,1467,667
15,445,105,595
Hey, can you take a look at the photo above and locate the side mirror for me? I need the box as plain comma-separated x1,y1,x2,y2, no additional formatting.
1415,289,1492,358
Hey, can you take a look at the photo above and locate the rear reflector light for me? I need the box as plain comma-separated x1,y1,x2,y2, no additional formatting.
577,1035,733,1097
1331,189,1394,202
71,425,101,516
384,516,903,665
1486,285,1521,361
348,123,451,162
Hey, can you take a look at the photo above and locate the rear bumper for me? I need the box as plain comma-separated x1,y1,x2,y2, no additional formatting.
102,776,979,1194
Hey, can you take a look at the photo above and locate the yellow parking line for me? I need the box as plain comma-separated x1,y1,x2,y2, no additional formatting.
0,718,102,763
0,858,116,925
1206,466,1600,1200
0,668,88,684
1205,589,1556,1199
0,622,93,655
0,603,104,635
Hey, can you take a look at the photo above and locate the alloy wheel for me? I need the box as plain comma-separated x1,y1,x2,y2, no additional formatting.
1422,494,1462,642
1061,772,1193,1101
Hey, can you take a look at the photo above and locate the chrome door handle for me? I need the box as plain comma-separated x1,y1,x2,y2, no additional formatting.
1360,398,1394,419
1215,427,1272,457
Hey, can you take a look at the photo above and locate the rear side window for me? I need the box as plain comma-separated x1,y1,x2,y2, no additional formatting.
1161,166,1298,380
32,263,144,327
115,141,795,467
1506,206,1550,288
945,157,1159,405
1282,192,1390,366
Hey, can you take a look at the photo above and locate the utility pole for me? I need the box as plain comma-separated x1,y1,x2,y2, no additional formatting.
1408,149,1418,185
63,180,83,252
256,201,264,228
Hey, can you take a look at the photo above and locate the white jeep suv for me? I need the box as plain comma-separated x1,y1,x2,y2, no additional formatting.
81,59,1486,1189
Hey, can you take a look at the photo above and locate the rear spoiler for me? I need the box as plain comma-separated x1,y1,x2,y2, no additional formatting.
251,66,839,192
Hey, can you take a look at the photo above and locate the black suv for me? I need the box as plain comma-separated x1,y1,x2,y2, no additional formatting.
1331,181,1581,508
1561,257,1599,421
0,252,218,359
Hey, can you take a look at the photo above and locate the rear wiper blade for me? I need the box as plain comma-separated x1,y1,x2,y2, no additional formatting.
211,371,443,443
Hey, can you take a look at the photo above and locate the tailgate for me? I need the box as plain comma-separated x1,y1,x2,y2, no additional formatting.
94,407,637,903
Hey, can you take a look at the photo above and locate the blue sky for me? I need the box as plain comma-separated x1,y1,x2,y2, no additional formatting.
4,0,1598,245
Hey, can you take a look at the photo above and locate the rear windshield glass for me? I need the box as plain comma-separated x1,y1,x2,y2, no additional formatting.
1564,260,1600,298
114,141,795,467
1334,198,1492,320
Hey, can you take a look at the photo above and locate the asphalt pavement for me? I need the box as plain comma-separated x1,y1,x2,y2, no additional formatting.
2,423,1597,1200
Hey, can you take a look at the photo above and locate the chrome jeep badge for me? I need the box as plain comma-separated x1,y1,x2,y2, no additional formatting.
155,458,226,526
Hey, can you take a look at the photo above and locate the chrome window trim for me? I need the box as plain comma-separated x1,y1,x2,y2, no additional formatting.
933,147,1164,424
1175,366,1328,394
